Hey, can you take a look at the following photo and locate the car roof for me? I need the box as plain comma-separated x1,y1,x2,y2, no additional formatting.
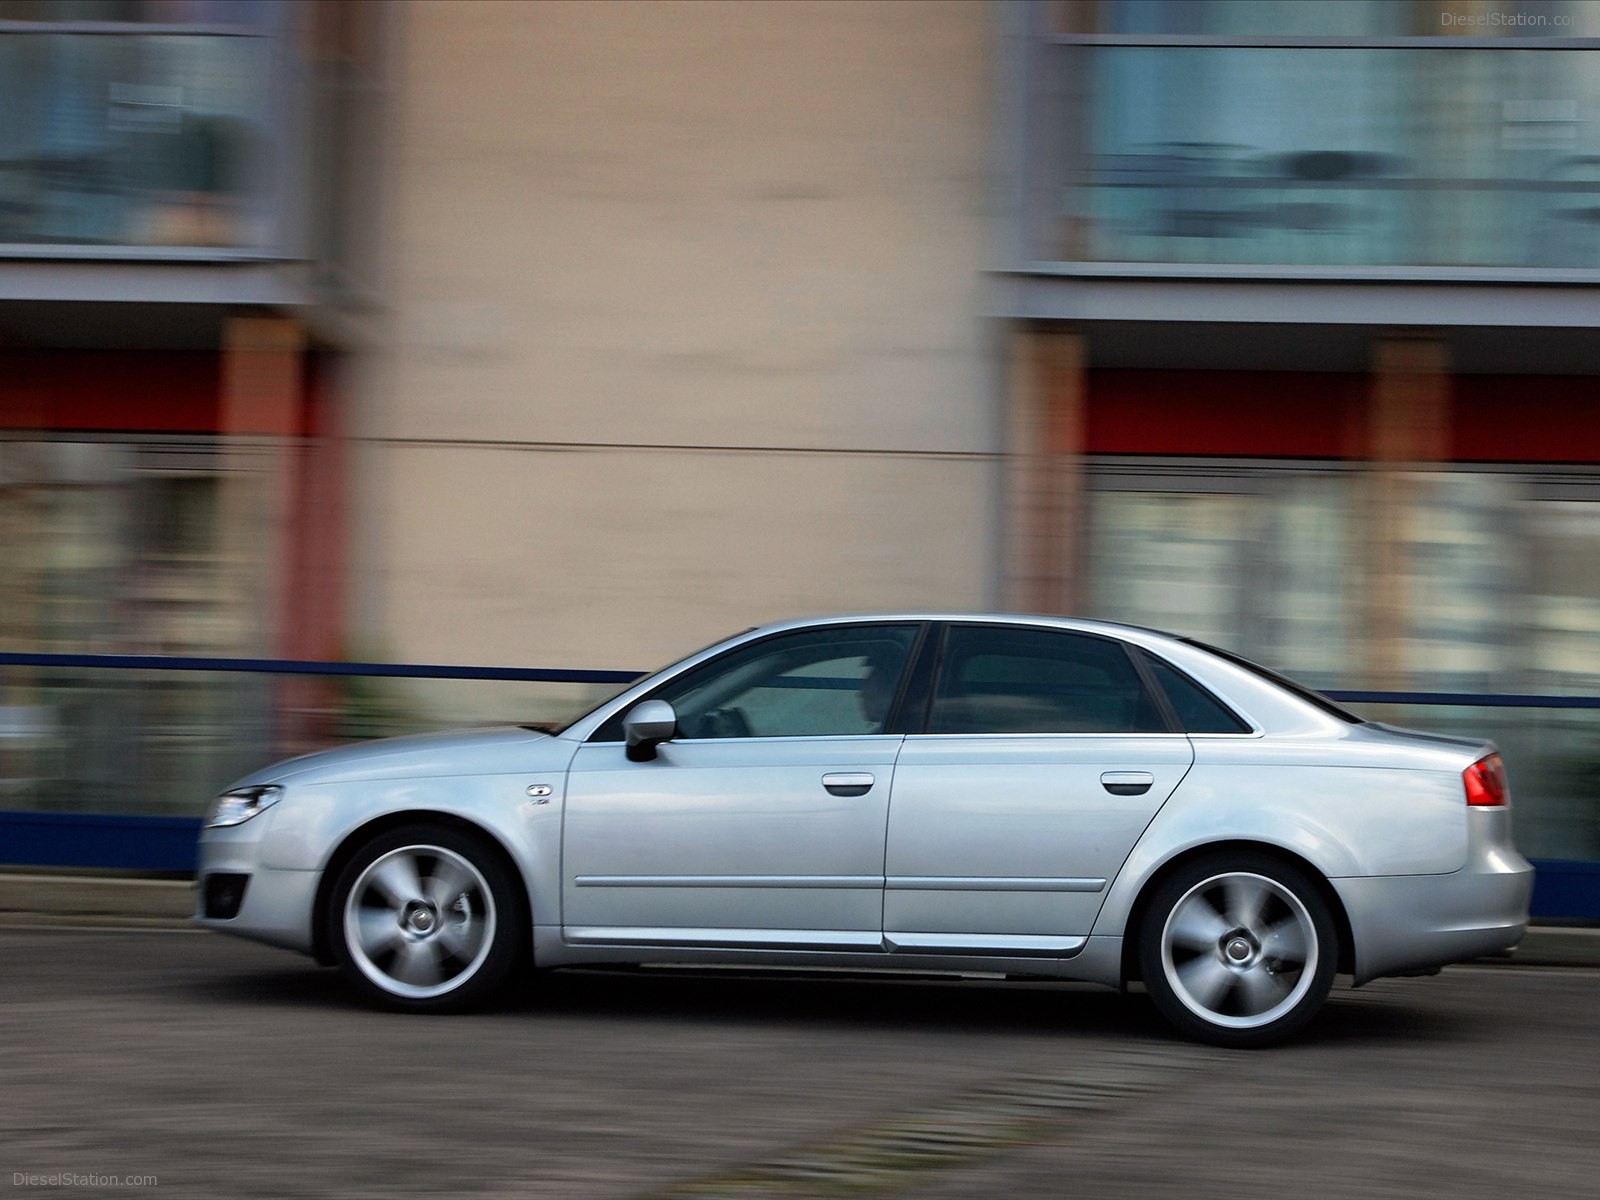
557,611,1374,744
748,612,1185,644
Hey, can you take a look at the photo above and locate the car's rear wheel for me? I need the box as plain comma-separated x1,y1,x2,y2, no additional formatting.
1138,852,1337,1048
329,824,522,1012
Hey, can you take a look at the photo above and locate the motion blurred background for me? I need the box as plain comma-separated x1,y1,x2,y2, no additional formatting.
1,0,1598,914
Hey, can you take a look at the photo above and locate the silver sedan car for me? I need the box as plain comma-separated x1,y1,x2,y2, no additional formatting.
196,615,1533,1047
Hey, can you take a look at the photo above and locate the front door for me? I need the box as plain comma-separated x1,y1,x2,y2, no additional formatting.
561,623,922,951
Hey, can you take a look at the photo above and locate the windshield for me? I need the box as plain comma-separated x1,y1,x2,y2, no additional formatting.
521,676,641,735
531,628,757,735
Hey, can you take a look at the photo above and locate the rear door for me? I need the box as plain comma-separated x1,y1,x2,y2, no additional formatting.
883,624,1193,955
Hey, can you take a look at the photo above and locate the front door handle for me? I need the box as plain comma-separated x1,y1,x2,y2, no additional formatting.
822,772,875,797
1101,771,1155,796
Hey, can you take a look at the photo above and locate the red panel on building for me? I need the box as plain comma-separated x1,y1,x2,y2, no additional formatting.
1080,370,1364,459
0,351,221,433
1453,377,1600,464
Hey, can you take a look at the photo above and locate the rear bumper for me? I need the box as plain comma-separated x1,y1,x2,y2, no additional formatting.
1334,828,1533,984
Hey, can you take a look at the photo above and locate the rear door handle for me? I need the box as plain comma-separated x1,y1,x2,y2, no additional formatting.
1101,771,1155,796
822,772,875,797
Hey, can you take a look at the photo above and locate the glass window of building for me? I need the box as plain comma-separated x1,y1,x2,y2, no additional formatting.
1053,1,1600,37
1039,1,1600,269
0,0,278,250
1083,458,1600,861
1085,467,1358,687
0,437,270,817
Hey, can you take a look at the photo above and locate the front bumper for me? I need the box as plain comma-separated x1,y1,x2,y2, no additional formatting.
193,813,319,956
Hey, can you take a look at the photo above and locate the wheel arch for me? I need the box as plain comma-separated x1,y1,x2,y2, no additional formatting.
1117,840,1356,986
310,810,533,967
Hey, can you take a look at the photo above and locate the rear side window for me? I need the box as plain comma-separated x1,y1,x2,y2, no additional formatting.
929,626,1167,735
1142,654,1252,734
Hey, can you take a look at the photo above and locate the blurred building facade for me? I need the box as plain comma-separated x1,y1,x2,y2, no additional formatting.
0,0,376,810
3,0,1600,893
1009,0,1600,865
345,0,997,685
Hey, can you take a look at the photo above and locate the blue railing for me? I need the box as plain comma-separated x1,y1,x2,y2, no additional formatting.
1326,690,1600,709
0,652,641,686
1,653,1595,919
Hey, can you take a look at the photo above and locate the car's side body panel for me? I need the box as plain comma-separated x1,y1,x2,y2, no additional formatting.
1121,756,1472,880
200,730,580,956
884,734,1193,940
560,735,904,944
1335,806,1532,983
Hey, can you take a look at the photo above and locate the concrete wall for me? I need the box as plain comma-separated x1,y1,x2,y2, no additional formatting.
348,0,998,692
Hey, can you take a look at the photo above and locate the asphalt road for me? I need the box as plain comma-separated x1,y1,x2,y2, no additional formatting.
3,928,1598,1200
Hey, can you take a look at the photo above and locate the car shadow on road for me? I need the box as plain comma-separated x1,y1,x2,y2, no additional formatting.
189,961,1485,1047
523,968,1481,1047
191,961,1159,1036
524,968,1160,1036
186,962,356,1011
1296,984,1486,1046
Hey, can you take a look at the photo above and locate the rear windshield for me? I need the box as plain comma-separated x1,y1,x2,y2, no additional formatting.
1180,640,1365,725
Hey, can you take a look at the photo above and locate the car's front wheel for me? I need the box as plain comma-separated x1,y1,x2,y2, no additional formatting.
329,824,523,1012
1138,852,1337,1048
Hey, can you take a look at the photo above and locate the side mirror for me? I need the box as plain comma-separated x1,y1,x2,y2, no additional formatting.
623,700,678,762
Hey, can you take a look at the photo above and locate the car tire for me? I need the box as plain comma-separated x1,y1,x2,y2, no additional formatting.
1138,851,1337,1048
329,824,524,1013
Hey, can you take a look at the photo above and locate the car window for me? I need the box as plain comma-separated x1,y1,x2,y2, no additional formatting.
1141,653,1252,734
1180,637,1364,724
597,625,919,740
928,626,1167,735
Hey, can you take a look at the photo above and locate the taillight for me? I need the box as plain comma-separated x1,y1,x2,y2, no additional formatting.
1463,753,1508,807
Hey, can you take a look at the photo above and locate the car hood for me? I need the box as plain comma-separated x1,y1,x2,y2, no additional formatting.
226,726,579,788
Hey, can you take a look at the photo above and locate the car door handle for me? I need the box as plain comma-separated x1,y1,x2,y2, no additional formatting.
1101,771,1155,796
822,772,875,797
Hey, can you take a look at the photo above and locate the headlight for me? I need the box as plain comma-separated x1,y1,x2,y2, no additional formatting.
204,784,284,828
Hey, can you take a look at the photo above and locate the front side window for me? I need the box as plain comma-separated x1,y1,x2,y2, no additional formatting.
600,625,920,741
928,626,1167,735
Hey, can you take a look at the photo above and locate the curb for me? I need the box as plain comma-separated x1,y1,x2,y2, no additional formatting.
0,871,193,923
1492,926,1600,969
